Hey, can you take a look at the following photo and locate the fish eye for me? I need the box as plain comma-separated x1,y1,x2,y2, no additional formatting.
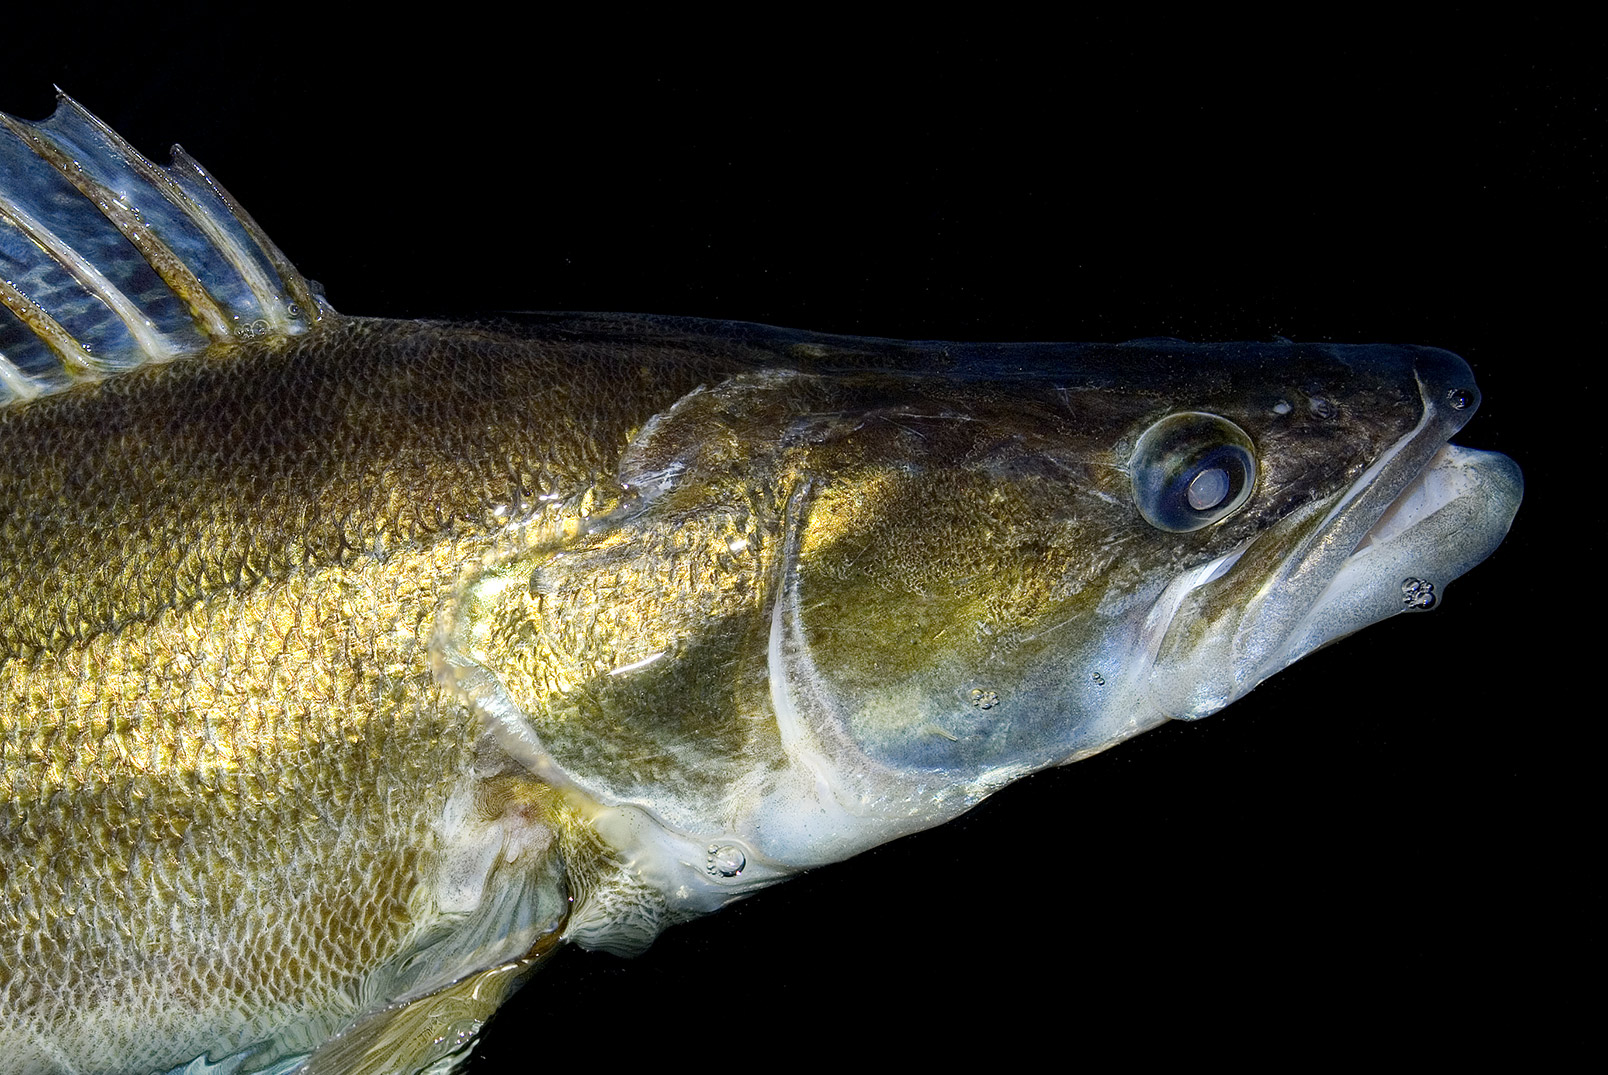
1130,412,1257,532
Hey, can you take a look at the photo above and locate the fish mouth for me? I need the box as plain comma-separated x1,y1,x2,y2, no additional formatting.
1267,439,1523,670
1149,354,1523,720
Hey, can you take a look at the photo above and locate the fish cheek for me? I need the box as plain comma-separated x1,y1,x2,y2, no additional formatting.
784,467,1104,773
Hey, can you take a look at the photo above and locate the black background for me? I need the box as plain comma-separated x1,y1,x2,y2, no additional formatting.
2,16,1590,1068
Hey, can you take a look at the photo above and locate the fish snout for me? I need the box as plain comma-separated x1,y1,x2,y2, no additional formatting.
1413,345,1482,428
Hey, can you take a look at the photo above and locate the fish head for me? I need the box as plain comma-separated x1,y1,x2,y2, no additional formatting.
442,335,1520,943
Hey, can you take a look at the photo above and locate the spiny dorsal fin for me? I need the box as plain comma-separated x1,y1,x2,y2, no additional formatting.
0,92,326,404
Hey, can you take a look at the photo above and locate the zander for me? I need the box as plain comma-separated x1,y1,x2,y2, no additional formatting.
0,95,1522,1074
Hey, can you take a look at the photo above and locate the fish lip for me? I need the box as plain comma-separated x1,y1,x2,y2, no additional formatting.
1267,439,1523,673
1352,442,1459,554
1240,346,1486,589
1149,348,1507,719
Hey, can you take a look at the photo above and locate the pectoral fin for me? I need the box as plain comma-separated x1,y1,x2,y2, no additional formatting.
295,954,546,1075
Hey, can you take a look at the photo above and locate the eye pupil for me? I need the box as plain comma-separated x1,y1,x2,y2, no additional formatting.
1186,467,1230,511
1129,411,1258,532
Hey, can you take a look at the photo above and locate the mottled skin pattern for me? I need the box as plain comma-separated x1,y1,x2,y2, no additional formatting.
0,317,746,1071
0,314,1429,1072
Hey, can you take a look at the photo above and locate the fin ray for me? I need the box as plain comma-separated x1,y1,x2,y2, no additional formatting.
0,174,189,360
0,93,325,406
167,142,323,329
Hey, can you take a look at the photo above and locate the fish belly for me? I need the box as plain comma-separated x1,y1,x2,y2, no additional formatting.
0,545,486,1073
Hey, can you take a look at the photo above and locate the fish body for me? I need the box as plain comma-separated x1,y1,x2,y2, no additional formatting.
0,97,1522,1074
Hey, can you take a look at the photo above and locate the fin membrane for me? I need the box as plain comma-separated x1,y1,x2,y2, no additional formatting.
295,958,544,1075
0,93,323,403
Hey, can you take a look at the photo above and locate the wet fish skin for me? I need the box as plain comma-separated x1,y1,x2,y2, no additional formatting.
0,314,755,1072
0,96,1523,1075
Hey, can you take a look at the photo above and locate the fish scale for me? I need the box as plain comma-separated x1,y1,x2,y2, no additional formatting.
0,95,1521,1074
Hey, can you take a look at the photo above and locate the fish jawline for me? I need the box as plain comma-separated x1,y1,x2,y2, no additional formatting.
1264,440,1522,673
1148,366,1519,722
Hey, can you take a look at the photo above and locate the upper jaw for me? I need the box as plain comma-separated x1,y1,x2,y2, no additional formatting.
1148,356,1519,720
1259,441,1522,672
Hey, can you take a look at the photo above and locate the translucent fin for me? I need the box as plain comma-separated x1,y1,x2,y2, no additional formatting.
295,958,544,1075
291,802,571,1075
0,92,324,405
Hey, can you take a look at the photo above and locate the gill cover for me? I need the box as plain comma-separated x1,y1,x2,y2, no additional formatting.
442,336,1520,925
442,363,1142,892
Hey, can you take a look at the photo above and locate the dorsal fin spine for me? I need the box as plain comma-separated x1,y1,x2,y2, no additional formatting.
167,143,323,325
0,352,45,400
0,107,235,343
0,94,330,406
57,96,320,333
0,179,186,360
0,276,102,379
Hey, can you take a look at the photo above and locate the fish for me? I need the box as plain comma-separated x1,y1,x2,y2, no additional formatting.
0,92,1523,1075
